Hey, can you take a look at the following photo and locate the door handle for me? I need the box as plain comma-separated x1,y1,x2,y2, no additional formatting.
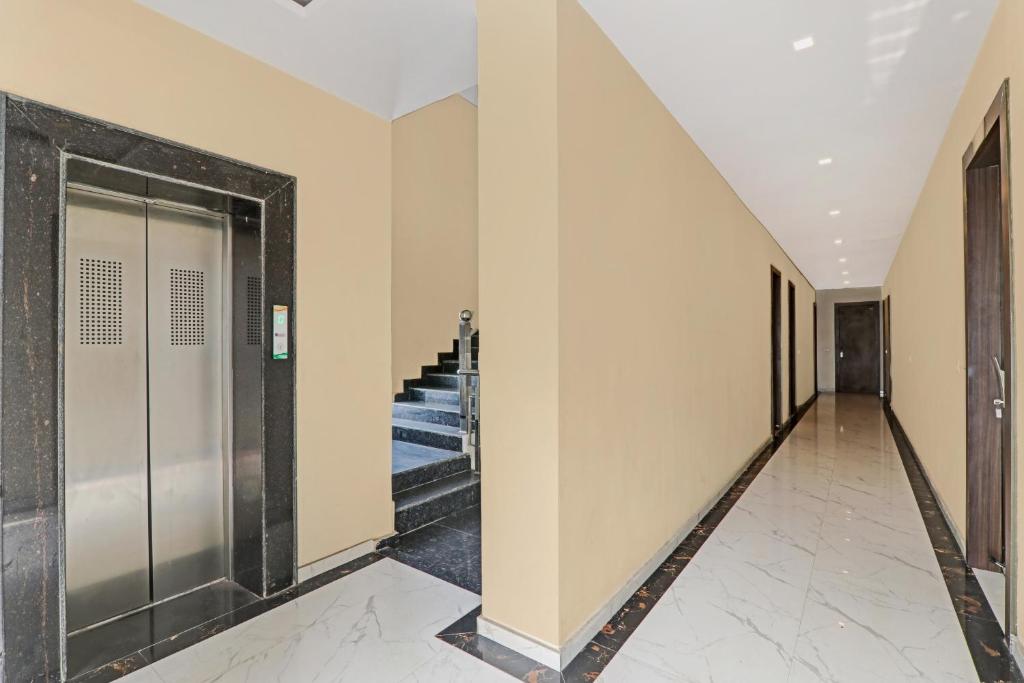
992,356,1006,401
839,350,844,359
992,356,1006,418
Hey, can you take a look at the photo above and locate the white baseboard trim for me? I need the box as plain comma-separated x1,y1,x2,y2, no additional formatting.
476,617,562,670
296,539,377,583
479,435,774,671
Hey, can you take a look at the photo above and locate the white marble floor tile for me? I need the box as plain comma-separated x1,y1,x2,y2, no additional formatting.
974,568,1006,631
117,667,166,683
599,651,700,683
150,559,480,683
399,647,517,682
121,395,980,683
607,394,978,683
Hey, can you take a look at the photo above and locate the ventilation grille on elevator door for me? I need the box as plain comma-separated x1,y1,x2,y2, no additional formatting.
246,276,262,345
79,258,123,345
170,268,205,346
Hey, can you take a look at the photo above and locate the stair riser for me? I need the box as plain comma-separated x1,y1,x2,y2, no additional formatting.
421,373,459,389
392,403,460,428
392,424,463,451
440,360,478,373
410,386,459,405
392,455,470,494
395,482,480,534
438,348,479,364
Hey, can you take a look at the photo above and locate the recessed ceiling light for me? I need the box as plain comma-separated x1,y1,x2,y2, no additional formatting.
834,238,843,245
839,257,847,263
829,209,841,216
844,280,851,285
842,270,849,275
818,157,833,166
952,10,970,22
793,36,815,51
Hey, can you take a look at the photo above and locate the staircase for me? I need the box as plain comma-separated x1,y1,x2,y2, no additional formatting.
391,333,479,534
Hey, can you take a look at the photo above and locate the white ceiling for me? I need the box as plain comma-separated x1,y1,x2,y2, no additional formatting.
578,0,997,288
136,0,997,288
135,0,477,120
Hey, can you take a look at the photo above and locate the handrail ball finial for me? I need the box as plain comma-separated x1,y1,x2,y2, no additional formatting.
460,310,473,322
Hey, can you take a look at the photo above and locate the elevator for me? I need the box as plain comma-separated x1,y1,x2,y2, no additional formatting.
64,185,232,633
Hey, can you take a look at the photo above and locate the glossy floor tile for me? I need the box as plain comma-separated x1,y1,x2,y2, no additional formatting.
107,395,993,682
606,394,979,683
974,569,1006,632
115,559,508,682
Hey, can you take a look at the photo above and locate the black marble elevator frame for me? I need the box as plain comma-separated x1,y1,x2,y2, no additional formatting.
0,94,297,681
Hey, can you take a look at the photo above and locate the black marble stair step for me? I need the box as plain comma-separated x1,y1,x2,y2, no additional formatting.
393,448,471,494
438,346,479,362
392,400,461,428
394,471,480,534
392,418,463,451
440,359,478,373
420,373,459,389
409,385,459,405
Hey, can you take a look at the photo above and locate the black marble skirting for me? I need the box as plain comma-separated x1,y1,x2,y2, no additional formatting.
885,405,1023,683
0,93,297,681
435,394,819,682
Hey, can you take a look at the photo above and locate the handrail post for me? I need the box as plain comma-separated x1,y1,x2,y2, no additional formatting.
458,310,473,432
456,310,479,468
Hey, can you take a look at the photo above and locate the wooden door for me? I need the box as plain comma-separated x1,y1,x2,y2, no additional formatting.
964,107,1010,571
788,282,797,417
883,296,892,403
834,302,880,394
771,269,782,434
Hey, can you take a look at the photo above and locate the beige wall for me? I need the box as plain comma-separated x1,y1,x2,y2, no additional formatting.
815,287,883,393
0,0,395,566
478,0,564,644
883,0,1023,637
479,0,816,649
392,96,478,393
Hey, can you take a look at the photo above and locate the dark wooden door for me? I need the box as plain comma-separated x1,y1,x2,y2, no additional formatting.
788,282,796,417
883,296,892,403
834,302,880,394
771,269,782,434
813,302,818,394
964,128,1009,571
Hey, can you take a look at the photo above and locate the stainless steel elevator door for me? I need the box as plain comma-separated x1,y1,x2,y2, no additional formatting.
65,189,151,632
147,204,228,601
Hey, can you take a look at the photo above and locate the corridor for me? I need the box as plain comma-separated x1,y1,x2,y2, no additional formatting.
601,394,980,682
109,394,991,682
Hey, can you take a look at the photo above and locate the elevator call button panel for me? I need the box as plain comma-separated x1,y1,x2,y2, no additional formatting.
273,305,288,360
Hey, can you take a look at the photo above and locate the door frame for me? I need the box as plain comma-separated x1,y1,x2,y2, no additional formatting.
771,267,782,435
883,295,892,404
813,301,818,394
833,300,881,395
961,79,1015,632
0,93,299,680
788,281,797,418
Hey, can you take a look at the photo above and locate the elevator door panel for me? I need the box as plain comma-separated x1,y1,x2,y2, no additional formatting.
147,205,227,601
64,189,151,632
